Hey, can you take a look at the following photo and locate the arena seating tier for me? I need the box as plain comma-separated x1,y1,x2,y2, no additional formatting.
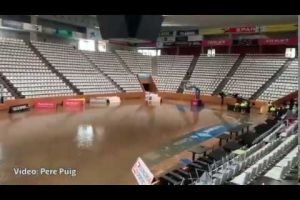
0,84,14,100
184,54,239,95
115,50,152,74
31,41,120,95
153,55,193,92
0,38,297,102
223,54,287,99
157,113,298,185
0,38,74,98
258,59,298,101
82,51,143,92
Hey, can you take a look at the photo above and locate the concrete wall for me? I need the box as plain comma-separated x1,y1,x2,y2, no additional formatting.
0,29,30,41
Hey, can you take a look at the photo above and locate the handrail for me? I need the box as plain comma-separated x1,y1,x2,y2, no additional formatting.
251,121,282,145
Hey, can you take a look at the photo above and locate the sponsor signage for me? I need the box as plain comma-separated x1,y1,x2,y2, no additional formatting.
159,36,175,43
56,29,74,38
258,37,298,46
188,35,203,42
285,48,296,58
288,36,298,45
78,39,95,51
90,97,109,105
226,26,259,33
177,30,199,36
23,23,42,32
63,99,85,108
8,104,30,113
260,24,298,33
160,31,174,37
199,24,297,36
98,40,107,52
34,101,57,109
207,49,216,57
43,27,83,40
132,157,154,185
202,39,233,47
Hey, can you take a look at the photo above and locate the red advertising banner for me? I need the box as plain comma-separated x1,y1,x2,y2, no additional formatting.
202,39,233,47
63,99,85,108
259,37,298,46
34,101,57,109
287,36,298,45
226,26,258,33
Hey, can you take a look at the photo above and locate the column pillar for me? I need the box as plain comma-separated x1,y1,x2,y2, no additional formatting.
228,33,232,53
30,15,38,41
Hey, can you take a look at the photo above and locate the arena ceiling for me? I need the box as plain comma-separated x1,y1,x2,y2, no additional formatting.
35,15,298,30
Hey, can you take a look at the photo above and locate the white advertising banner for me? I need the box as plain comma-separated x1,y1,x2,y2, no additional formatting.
285,48,296,58
131,157,154,185
23,23,42,32
207,49,216,57
159,36,175,43
188,35,203,41
98,40,107,52
79,39,95,51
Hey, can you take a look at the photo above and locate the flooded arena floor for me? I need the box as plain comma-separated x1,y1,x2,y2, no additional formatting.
0,100,266,184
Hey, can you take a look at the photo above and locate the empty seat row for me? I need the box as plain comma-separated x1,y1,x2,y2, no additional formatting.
83,51,143,92
0,38,75,98
231,134,297,185
223,55,287,99
154,55,193,93
116,50,152,74
32,41,120,95
186,54,239,95
0,84,15,100
258,60,298,101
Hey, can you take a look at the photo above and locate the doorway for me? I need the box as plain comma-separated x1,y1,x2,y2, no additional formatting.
143,84,150,92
